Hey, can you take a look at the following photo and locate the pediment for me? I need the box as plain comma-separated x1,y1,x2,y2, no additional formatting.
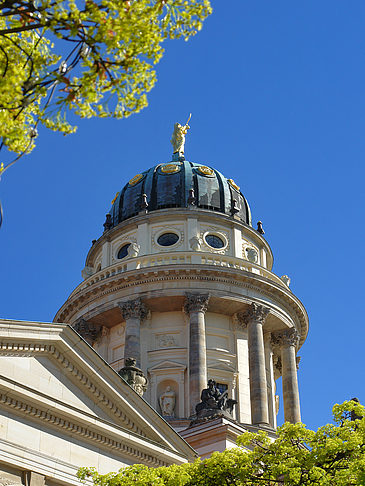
148,360,187,372
0,319,195,466
208,360,236,373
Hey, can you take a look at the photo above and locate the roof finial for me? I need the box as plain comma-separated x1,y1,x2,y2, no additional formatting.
171,114,191,159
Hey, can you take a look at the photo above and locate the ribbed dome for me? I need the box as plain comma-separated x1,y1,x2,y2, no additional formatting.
109,160,252,227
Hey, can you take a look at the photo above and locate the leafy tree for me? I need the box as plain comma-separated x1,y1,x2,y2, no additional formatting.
0,0,212,161
78,400,365,485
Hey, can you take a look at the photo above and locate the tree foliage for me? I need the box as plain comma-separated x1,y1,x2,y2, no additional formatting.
78,401,365,485
0,0,211,160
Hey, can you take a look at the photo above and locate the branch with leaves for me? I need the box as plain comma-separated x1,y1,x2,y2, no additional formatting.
77,400,365,485
0,0,212,225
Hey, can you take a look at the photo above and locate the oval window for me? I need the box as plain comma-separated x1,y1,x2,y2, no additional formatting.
205,234,225,249
117,243,130,259
157,232,179,247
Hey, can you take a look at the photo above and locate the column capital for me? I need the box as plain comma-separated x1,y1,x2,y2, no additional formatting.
184,293,210,314
72,318,101,345
271,328,300,348
241,302,270,326
119,298,148,321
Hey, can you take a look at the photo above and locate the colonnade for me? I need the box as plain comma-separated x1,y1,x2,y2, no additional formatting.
117,296,301,425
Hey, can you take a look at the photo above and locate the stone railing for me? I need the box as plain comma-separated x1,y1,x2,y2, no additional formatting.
70,252,288,297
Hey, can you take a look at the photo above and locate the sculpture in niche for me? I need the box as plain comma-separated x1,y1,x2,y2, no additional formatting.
170,114,191,155
127,242,140,258
189,235,203,251
159,386,176,417
118,358,148,396
193,379,237,424
246,247,258,263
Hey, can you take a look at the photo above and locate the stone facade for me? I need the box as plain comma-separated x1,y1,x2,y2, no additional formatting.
54,195,308,449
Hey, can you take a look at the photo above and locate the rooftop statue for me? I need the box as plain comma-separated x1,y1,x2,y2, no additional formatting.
171,114,191,155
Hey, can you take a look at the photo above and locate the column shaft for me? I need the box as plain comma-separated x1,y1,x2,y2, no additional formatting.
242,303,270,425
184,293,210,416
281,344,301,423
248,320,269,425
272,327,301,424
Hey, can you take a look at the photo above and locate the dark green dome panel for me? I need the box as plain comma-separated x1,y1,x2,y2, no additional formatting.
109,161,252,227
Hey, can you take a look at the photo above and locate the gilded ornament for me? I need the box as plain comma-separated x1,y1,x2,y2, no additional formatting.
228,178,240,191
128,173,143,186
160,163,180,174
198,166,214,177
111,192,119,205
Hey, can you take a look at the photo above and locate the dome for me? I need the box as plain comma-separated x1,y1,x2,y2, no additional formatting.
109,160,252,227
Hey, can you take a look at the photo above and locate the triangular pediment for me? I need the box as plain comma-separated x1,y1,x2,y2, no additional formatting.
0,319,196,468
148,360,187,372
208,360,236,373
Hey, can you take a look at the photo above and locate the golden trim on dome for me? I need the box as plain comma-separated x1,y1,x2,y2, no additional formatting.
111,192,120,205
228,179,240,191
129,174,143,186
198,166,214,177
160,163,180,174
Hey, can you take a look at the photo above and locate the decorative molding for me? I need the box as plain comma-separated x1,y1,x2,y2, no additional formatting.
0,392,166,466
183,293,210,314
0,342,145,437
55,267,307,344
233,312,247,330
271,328,300,348
119,298,148,321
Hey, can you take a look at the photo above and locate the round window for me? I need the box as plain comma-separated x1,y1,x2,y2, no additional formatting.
117,243,130,259
205,234,225,249
157,232,179,247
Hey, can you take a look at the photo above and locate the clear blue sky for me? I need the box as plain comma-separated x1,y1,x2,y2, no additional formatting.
1,0,364,431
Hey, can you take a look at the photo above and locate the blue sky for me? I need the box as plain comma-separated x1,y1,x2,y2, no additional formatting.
1,1,364,431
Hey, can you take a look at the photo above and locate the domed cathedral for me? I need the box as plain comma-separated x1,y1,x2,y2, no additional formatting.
54,125,308,457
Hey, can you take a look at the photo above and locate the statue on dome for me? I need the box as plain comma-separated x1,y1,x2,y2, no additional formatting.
171,114,191,155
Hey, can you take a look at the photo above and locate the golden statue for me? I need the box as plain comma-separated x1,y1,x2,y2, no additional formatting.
171,114,191,155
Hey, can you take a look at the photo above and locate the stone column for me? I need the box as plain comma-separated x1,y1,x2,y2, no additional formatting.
118,298,148,368
271,328,301,423
184,293,210,416
241,303,270,425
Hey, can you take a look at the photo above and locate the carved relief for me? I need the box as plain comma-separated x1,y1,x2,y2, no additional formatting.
184,293,210,314
119,298,148,321
127,242,140,258
157,334,177,348
189,235,203,251
245,247,258,263
159,386,176,417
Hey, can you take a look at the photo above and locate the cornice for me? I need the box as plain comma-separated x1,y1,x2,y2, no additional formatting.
54,265,308,347
0,341,145,437
0,387,169,467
